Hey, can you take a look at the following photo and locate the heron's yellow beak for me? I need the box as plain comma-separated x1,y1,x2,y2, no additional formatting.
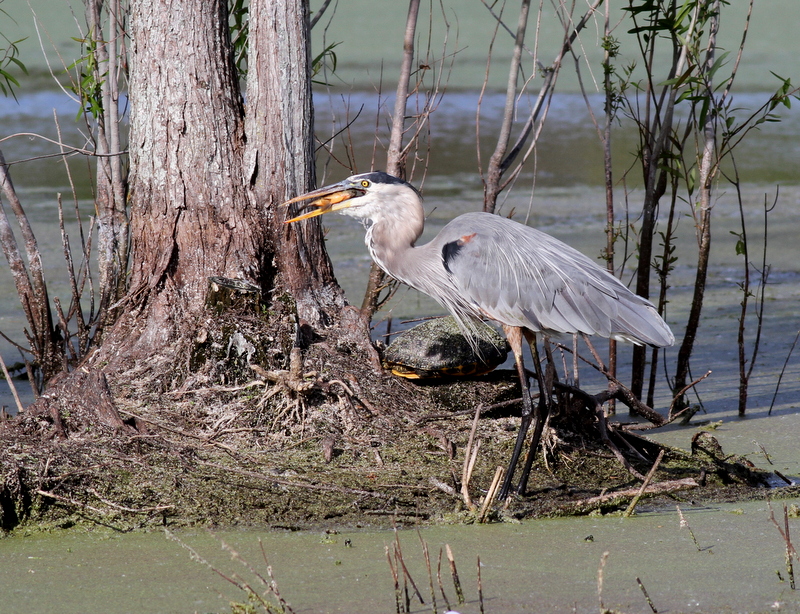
282,184,363,223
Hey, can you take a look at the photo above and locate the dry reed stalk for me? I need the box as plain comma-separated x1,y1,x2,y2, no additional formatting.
597,551,609,612
386,545,402,614
477,555,484,614
637,576,658,613
624,449,665,517
445,544,464,605
478,465,504,522
0,352,24,414
394,529,425,606
461,403,482,509
677,505,702,551
416,531,438,614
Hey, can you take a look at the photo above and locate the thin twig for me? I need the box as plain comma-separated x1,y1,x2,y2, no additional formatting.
0,351,25,414
386,545,402,614
436,548,451,612
597,551,609,612
624,449,665,517
461,403,482,509
446,544,464,605
677,505,703,551
394,530,426,606
416,531,437,614
574,479,698,508
86,488,174,514
769,330,800,416
668,370,713,421
478,465,504,523
39,488,173,515
195,460,389,498
768,500,799,562
36,490,106,515
416,398,522,424
477,555,485,614
637,576,658,613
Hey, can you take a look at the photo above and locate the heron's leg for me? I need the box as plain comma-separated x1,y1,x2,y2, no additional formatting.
515,332,552,495
498,325,533,500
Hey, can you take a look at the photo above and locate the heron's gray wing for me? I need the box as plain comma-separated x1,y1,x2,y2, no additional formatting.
437,212,673,346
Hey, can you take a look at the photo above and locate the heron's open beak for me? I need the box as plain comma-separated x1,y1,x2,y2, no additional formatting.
282,182,364,223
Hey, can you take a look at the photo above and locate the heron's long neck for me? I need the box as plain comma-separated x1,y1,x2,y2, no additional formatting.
364,199,429,289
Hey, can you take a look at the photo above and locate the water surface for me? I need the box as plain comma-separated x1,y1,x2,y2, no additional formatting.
1,2,799,612
4,498,800,613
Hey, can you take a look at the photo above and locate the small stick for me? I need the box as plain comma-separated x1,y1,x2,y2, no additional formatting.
36,489,106,515
754,440,774,465
768,500,799,562
637,576,658,613
394,530,425,605
464,440,482,499
401,548,411,613
582,333,605,372
597,551,609,612
477,555,484,614
436,548,451,611
386,545,401,614
624,449,665,517
461,404,483,509
575,478,698,508
769,330,800,415
478,466,504,522
0,352,25,415
263,560,294,614
446,544,464,605
417,531,437,614
668,370,713,420
770,505,798,591
415,398,522,424
677,505,702,551
782,503,796,589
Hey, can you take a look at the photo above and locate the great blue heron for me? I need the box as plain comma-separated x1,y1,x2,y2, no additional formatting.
283,171,674,499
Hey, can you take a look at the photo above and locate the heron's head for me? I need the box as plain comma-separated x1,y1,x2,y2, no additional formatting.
282,171,421,223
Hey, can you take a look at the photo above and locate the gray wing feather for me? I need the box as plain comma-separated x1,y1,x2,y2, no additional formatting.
437,212,674,346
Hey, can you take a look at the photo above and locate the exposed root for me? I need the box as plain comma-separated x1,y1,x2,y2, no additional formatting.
0,300,776,532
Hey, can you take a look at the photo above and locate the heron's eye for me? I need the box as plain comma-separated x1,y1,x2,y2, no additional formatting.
361,180,370,188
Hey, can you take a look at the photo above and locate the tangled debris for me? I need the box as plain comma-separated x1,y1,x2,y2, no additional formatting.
0,298,778,534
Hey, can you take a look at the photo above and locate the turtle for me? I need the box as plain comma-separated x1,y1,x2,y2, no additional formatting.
382,316,510,379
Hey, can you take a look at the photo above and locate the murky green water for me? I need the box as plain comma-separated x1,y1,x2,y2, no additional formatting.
1,1,800,612
4,498,800,614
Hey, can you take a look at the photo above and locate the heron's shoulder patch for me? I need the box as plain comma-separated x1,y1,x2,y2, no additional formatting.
442,233,478,273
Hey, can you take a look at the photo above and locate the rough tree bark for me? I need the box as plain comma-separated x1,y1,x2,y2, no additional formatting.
102,0,256,364
82,0,345,371
245,0,344,329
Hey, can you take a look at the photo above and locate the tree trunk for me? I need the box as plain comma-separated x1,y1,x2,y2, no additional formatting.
244,0,344,328
103,0,260,364
83,0,345,373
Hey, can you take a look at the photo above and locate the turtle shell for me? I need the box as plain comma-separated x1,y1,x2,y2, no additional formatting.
382,316,509,379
